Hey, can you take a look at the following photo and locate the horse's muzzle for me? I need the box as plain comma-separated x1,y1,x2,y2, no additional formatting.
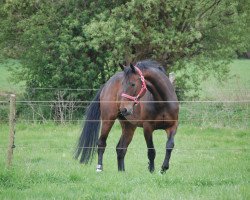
120,108,133,116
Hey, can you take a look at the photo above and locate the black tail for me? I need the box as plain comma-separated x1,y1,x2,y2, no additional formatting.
74,88,102,164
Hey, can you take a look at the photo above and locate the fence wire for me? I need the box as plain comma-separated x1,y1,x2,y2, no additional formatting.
9,86,250,92
1,88,249,166
0,101,249,129
12,100,250,103
0,146,249,153
1,88,249,129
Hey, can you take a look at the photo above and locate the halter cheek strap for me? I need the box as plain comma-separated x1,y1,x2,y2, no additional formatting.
121,66,147,104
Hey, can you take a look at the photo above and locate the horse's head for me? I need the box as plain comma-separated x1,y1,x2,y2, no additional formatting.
119,64,147,116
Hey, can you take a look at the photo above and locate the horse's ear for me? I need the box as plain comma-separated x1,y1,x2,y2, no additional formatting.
130,63,136,73
119,63,125,71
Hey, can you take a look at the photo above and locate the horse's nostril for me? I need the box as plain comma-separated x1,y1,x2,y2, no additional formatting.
120,108,133,116
121,108,127,115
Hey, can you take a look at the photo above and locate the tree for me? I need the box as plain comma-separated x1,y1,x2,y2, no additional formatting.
84,0,249,98
0,0,120,100
0,0,249,102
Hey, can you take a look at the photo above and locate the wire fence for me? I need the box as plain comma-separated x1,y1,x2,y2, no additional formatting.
0,76,249,171
0,87,249,129
0,102,249,129
9,86,250,92
0,145,249,153
0,90,249,168
1,100,250,104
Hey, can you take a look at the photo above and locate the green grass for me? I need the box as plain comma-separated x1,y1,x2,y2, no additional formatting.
200,59,250,100
0,123,249,199
229,60,250,87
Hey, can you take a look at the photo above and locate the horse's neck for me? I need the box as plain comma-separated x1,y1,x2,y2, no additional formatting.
144,69,176,102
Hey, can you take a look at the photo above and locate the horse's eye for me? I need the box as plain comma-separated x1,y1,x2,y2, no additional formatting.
131,83,135,87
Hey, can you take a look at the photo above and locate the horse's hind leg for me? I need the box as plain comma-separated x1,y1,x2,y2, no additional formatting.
96,120,115,172
161,126,177,174
143,124,155,173
116,120,136,171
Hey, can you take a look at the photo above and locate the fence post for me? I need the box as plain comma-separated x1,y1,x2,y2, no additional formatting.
169,72,176,86
7,94,16,168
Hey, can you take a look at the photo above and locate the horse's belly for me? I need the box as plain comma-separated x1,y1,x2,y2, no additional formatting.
154,121,174,130
153,114,177,130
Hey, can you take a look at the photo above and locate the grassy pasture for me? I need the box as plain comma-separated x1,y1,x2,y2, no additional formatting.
200,59,250,100
0,59,249,199
0,123,249,199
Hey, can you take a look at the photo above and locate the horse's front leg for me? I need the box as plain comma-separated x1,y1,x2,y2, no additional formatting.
96,120,115,172
161,128,177,173
143,124,155,173
116,121,136,171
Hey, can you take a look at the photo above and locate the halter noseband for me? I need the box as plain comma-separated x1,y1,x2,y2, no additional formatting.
121,66,147,104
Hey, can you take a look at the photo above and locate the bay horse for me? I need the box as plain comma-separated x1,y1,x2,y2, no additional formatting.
74,60,179,173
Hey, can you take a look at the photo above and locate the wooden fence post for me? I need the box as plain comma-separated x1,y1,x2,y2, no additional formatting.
7,94,16,168
169,72,176,86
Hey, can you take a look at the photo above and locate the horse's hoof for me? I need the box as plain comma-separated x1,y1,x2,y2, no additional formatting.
148,162,155,173
96,164,103,172
160,166,169,174
148,166,155,173
158,170,163,175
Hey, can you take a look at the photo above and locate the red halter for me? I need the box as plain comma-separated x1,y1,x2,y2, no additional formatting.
121,66,147,104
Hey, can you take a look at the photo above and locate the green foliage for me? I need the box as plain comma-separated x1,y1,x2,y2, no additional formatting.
84,0,249,98
0,0,118,119
0,0,116,101
0,0,249,102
